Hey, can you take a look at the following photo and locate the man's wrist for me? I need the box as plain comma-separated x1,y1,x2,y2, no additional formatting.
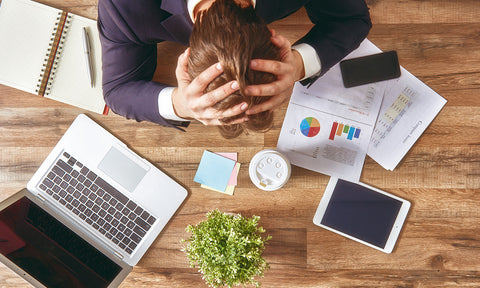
292,43,322,81
292,49,306,81
158,87,190,121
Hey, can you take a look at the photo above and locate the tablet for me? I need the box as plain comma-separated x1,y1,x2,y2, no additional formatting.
313,178,410,253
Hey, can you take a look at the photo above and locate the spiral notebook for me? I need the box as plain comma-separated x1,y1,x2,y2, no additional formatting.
0,0,108,115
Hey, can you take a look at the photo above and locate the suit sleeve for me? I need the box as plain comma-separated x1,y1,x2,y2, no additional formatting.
97,0,180,127
295,0,372,79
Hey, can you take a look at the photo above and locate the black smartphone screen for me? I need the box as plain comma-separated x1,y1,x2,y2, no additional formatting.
340,51,401,88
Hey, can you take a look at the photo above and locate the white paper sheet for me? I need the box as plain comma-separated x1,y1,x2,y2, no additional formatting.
367,68,447,170
277,40,386,181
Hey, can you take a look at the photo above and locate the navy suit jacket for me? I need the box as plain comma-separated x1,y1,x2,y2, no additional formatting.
97,0,371,128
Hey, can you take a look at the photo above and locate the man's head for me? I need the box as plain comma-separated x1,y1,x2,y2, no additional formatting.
188,0,281,139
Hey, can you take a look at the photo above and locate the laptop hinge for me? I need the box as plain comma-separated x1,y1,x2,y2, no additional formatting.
35,193,47,203
114,250,124,260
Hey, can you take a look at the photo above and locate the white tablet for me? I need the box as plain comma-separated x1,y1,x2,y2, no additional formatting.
313,178,410,253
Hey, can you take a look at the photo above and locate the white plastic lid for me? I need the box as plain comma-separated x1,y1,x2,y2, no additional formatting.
249,149,291,191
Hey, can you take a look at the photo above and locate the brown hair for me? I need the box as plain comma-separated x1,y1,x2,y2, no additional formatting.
188,0,281,139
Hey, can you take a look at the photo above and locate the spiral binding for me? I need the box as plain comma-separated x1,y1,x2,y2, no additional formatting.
36,11,72,96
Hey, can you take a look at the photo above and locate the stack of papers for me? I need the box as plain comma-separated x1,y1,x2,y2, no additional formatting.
277,39,447,180
193,151,241,195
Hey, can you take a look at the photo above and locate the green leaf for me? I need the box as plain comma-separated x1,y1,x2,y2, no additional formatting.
181,210,270,288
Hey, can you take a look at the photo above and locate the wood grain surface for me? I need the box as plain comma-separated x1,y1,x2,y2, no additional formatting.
1,0,479,287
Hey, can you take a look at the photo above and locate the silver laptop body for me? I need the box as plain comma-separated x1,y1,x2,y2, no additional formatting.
0,114,188,287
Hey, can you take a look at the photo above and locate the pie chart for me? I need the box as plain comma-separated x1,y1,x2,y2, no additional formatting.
300,117,320,137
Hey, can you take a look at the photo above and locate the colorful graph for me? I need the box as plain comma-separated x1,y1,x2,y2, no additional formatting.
300,117,320,137
329,121,361,141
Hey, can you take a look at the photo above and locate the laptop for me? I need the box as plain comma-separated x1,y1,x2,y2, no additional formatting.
0,114,188,287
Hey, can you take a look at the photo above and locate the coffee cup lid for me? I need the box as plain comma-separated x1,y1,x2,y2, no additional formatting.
249,149,291,191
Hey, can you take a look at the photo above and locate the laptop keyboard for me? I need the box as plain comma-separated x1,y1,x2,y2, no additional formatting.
38,152,157,255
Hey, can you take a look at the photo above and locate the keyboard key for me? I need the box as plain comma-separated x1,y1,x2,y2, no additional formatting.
69,178,78,187
79,195,88,203
95,177,128,205
109,198,118,207
133,226,146,237
126,221,135,229
130,233,142,244
118,224,126,232
147,215,156,225
86,171,97,181
84,179,92,188
140,211,150,221
135,217,151,231
60,181,68,189
42,178,54,188
134,206,143,216
73,191,81,199
57,160,73,173
120,216,128,224
114,211,122,219
52,166,66,177
128,242,137,250
126,201,136,211
78,175,86,183
111,219,119,227
80,166,89,175
62,174,71,182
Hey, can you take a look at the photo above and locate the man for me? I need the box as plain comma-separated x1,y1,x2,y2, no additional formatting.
97,0,371,129
187,0,282,138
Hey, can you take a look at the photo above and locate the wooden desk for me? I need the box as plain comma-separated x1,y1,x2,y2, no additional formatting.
1,0,479,287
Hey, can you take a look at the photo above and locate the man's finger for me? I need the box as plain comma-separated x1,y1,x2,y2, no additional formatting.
249,59,289,74
218,101,248,119
245,78,290,97
246,95,286,115
175,48,191,83
191,62,224,92
200,80,240,108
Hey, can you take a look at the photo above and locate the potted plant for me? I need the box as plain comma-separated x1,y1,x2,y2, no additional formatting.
181,210,271,288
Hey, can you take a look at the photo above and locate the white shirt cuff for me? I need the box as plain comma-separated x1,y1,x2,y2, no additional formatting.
292,43,322,81
158,87,190,122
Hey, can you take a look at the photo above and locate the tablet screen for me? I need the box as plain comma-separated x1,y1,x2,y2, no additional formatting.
320,179,402,249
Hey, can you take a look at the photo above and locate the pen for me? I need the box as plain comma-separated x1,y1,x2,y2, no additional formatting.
82,27,95,87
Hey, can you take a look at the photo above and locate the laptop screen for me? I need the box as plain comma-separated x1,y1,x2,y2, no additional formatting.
0,196,122,288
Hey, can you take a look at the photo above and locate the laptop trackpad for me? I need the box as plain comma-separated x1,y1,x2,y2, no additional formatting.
98,147,148,193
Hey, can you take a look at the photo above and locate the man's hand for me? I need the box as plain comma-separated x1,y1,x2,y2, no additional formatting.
245,31,305,115
172,48,249,125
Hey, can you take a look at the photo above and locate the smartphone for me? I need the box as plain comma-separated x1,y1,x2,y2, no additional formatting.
313,178,410,253
340,51,401,88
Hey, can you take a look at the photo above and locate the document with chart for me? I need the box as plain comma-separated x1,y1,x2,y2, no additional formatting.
277,40,385,181
367,68,447,170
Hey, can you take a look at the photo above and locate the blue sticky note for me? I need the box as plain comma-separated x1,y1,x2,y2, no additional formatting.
194,150,236,192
